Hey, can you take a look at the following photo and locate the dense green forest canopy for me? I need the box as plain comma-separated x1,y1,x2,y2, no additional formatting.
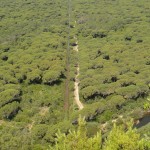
0,0,150,149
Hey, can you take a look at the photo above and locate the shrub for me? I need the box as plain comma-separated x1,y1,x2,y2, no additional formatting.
0,89,21,107
38,60,51,71
81,86,98,100
42,70,61,85
108,95,126,110
0,101,20,119
50,117,150,150
115,85,140,99
92,30,107,38
27,69,42,84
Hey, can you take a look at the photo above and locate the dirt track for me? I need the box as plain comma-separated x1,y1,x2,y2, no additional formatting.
73,41,84,110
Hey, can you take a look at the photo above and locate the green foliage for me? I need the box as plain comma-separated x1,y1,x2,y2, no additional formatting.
0,0,150,149
0,101,20,119
115,85,140,99
0,89,20,107
115,84,149,99
51,118,150,150
81,86,98,100
51,117,102,150
43,70,61,85
27,69,42,84
32,124,48,141
143,102,150,110
104,122,150,150
75,0,150,132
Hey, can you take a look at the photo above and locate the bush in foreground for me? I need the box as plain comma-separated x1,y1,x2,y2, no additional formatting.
50,117,150,150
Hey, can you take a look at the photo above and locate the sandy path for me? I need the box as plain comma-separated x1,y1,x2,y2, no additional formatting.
73,40,84,110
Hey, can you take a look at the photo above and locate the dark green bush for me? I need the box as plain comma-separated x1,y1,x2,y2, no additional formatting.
0,89,21,107
0,101,20,119
42,70,61,85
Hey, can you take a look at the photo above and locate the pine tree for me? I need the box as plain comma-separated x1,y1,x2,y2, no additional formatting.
50,117,150,150
50,116,101,150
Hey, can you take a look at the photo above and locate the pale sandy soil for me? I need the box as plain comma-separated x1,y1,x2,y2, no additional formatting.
73,38,84,110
